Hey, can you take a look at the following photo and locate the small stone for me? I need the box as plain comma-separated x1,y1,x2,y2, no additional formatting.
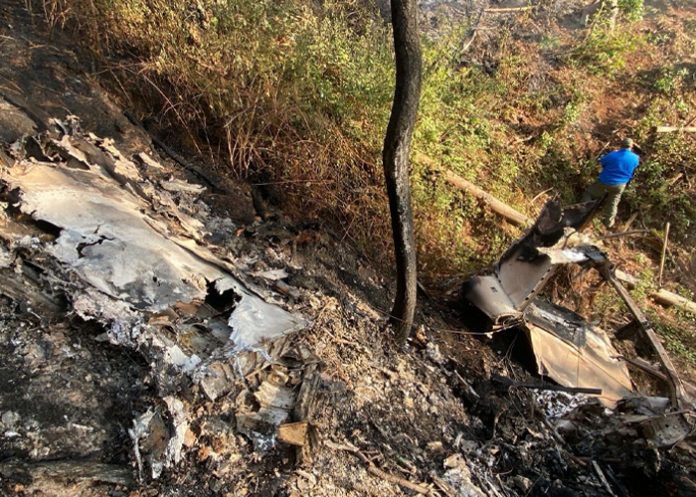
511,475,533,493
184,427,197,447
426,441,444,453
210,479,222,493
425,342,444,364
458,439,479,453
555,419,576,435
198,445,212,462
1,411,20,428
444,453,466,469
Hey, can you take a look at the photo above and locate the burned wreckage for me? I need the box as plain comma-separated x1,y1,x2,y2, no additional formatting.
462,200,694,444
0,117,318,483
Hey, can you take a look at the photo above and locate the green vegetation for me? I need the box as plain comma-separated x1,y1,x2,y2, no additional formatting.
44,0,696,283
649,310,696,368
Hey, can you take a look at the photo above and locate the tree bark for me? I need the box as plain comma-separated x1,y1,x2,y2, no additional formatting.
383,0,422,344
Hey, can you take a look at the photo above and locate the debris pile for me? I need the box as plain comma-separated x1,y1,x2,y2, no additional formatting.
462,199,695,441
0,118,317,485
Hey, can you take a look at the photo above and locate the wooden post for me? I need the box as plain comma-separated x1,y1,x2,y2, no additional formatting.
658,222,670,288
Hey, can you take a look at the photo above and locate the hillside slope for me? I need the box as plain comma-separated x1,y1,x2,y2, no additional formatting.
1,2,695,497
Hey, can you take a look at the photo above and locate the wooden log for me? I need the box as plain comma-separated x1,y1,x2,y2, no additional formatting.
655,126,696,133
614,270,696,315
443,170,530,226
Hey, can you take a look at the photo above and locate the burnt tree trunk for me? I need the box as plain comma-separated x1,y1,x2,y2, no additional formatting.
383,0,422,344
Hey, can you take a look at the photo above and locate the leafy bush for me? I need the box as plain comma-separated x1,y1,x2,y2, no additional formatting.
573,30,642,76
619,0,644,22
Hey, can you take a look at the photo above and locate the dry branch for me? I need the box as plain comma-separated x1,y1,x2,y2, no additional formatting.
655,126,696,133
122,110,224,192
658,222,670,288
485,6,535,13
326,441,433,495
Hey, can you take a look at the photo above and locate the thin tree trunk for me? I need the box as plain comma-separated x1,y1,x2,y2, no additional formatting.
605,0,618,30
383,0,422,344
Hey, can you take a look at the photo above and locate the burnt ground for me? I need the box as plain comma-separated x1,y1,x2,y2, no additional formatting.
0,2,695,497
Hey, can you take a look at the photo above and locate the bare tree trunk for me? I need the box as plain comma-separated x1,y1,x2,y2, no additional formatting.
383,0,422,344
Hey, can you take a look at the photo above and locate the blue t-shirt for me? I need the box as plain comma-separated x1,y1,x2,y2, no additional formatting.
598,148,640,186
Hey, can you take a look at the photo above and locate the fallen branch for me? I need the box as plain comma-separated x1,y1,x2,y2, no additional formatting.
599,229,649,240
658,222,670,288
592,461,618,497
655,126,696,133
326,441,433,495
485,6,535,13
122,110,225,193
443,170,529,226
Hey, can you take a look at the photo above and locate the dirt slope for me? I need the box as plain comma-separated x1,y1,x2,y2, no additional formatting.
1,3,695,497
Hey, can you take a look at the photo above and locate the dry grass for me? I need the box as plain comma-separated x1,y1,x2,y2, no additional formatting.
38,0,696,281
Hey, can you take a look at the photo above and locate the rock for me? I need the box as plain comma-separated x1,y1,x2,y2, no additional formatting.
426,342,445,364
442,454,487,497
458,439,479,454
511,475,533,493
427,441,444,453
184,427,197,448
555,419,577,435
1,411,20,428
444,453,466,469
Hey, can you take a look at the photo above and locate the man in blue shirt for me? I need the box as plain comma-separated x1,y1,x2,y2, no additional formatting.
582,138,640,228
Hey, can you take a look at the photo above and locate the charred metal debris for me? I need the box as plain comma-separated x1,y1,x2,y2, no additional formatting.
462,199,695,445
0,118,318,483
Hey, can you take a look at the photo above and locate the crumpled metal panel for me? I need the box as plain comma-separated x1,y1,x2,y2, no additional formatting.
462,199,635,406
464,200,599,321
4,159,306,345
524,301,633,406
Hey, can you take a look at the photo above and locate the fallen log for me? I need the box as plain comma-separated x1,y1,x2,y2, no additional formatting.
614,270,696,315
443,170,529,226
485,6,535,13
655,126,696,133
